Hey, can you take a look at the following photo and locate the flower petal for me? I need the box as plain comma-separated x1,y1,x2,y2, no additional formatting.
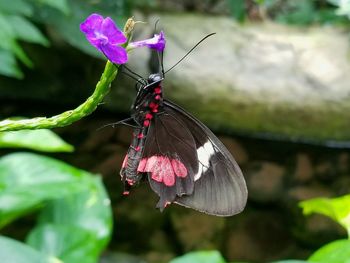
80,13,104,49
129,31,166,51
152,31,166,51
101,17,127,45
101,44,128,64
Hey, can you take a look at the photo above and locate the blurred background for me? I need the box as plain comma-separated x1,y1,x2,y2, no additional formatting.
1,0,350,262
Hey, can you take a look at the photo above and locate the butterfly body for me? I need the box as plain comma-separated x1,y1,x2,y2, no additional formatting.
120,73,248,216
121,74,164,187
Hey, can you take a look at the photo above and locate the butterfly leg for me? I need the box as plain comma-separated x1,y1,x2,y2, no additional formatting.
98,117,142,130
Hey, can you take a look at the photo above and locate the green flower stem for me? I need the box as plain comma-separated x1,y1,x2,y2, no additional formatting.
0,18,135,132
0,62,117,131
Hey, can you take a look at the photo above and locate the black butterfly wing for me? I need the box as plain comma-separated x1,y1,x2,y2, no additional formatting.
140,110,198,210
164,100,247,216
142,100,247,216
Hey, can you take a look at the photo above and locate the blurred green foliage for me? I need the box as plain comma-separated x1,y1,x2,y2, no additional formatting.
308,239,350,263
0,0,130,79
227,0,246,22
0,235,57,263
168,250,311,263
299,195,350,263
0,129,74,152
257,0,347,25
326,0,350,18
169,251,226,263
0,0,66,78
272,261,308,263
0,131,112,263
300,195,350,235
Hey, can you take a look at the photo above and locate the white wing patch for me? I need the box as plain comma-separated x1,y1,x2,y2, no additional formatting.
194,140,215,181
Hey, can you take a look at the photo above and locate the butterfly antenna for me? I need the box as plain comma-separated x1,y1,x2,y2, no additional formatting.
123,65,146,81
120,70,145,86
164,32,216,74
100,49,146,83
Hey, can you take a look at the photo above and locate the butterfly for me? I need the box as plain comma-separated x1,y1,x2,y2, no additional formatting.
119,35,247,217
119,74,248,216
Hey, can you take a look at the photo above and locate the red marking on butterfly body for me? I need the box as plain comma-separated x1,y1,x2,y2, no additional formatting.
145,113,153,119
122,155,128,168
126,179,135,185
154,87,162,94
134,146,141,151
137,156,188,186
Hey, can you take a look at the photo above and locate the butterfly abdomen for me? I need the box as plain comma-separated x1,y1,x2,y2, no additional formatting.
120,81,164,192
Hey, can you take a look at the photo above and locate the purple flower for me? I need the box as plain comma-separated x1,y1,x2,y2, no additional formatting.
128,31,166,52
80,13,128,64
80,14,166,64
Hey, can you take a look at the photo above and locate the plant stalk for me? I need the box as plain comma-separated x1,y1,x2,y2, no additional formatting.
0,18,135,132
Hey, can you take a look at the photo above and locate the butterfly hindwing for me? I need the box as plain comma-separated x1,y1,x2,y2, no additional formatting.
162,100,248,216
140,111,199,209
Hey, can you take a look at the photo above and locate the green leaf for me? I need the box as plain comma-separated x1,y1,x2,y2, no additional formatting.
327,0,340,5
0,235,58,263
36,0,70,14
100,252,146,263
0,49,23,78
6,15,49,46
0,13,33,67
308,239,350,263
227,0,246,22
331,0,350,18
254,0,265,4
27,177,112,262
10,35,34,67
0,0,33,16
0,152,112,262
299,195,350,235
0,3,49,78
275,0,316,25
0,153,91,228
170,251,226,263
37,176,112,246
271,260,309,263
27,224,100,263
0,13,15,38
0,129,74,152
